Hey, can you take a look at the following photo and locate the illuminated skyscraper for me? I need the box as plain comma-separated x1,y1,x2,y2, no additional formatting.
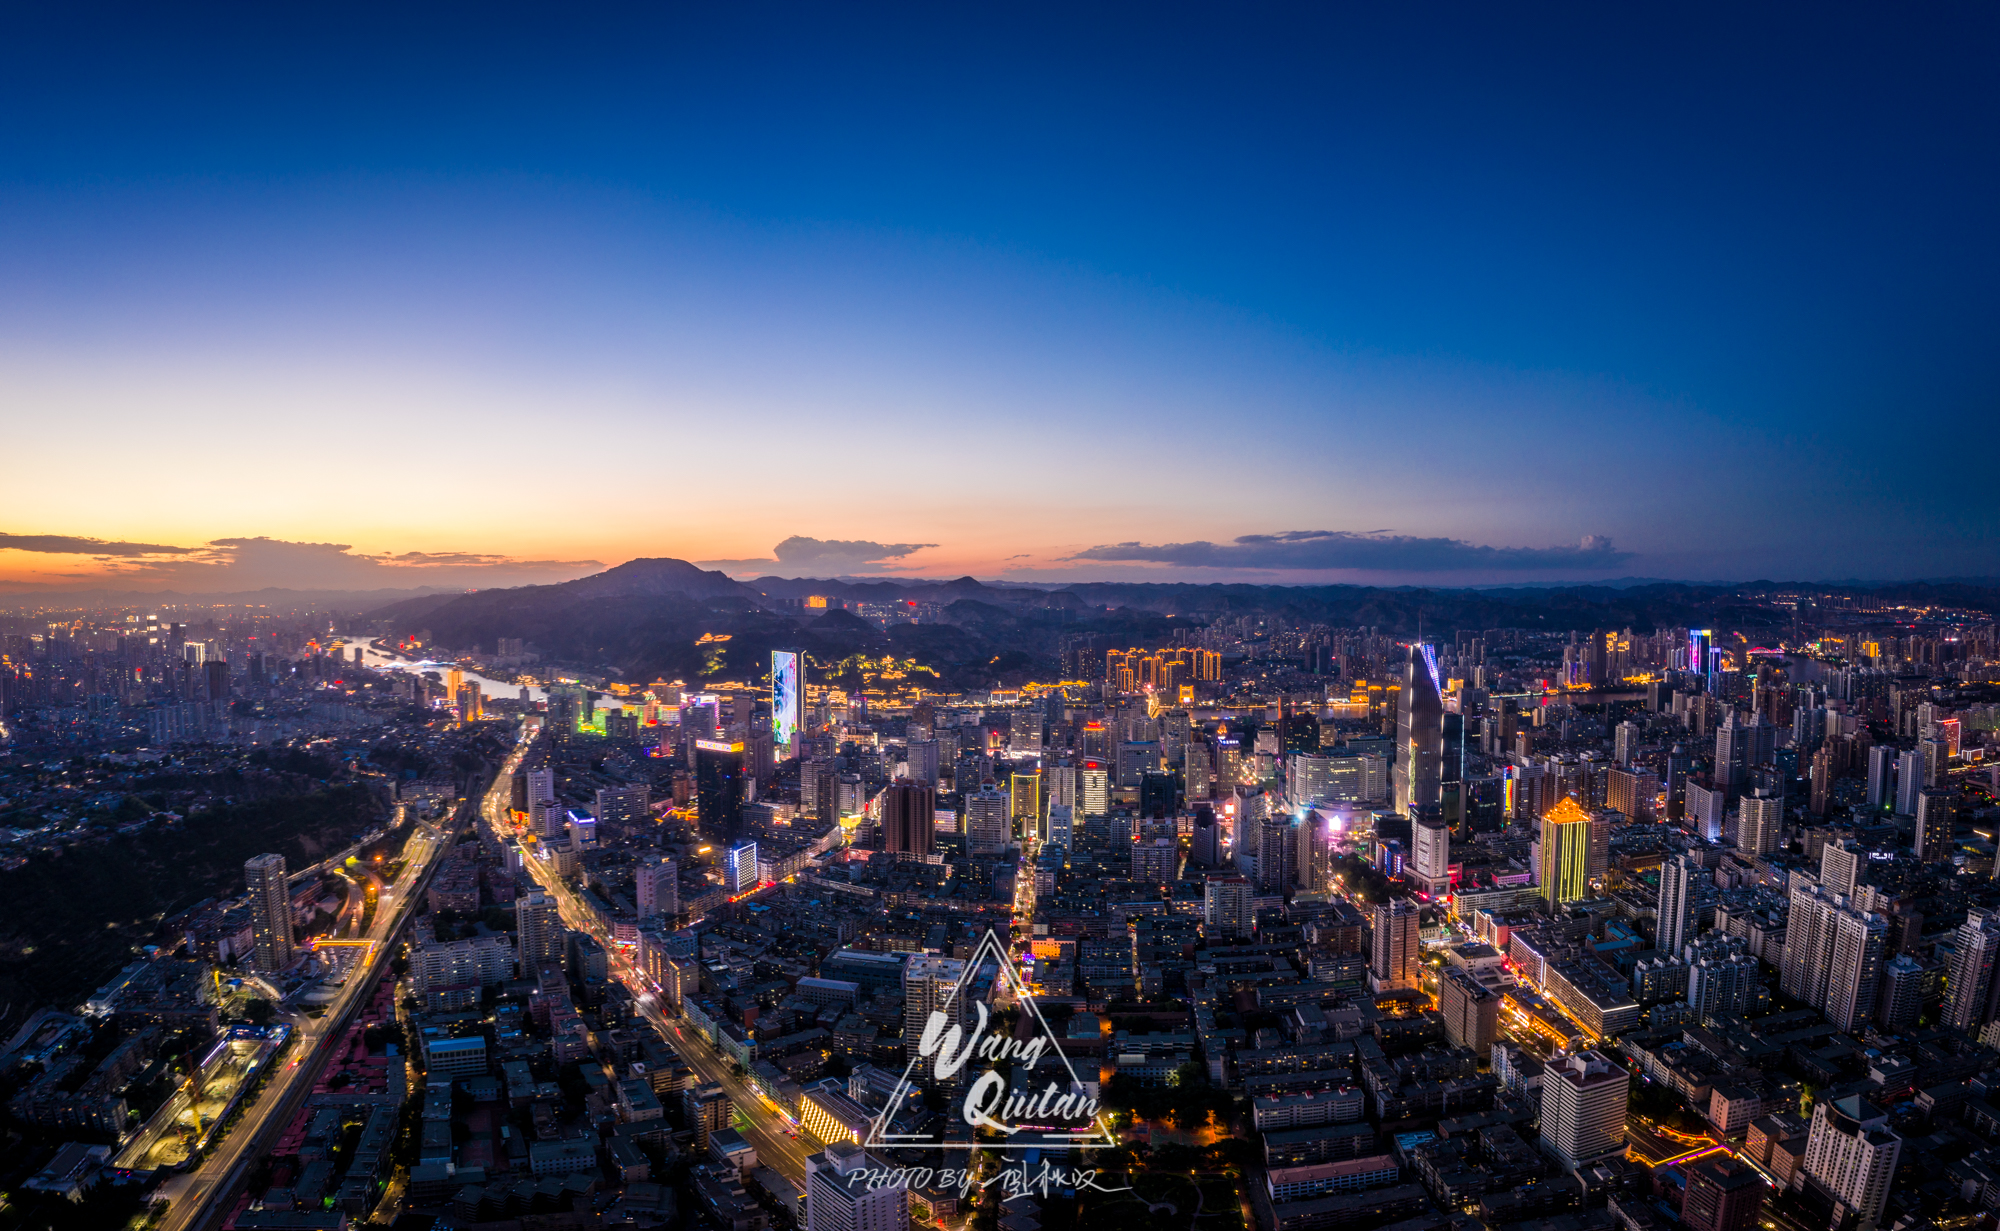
695,739,745,839
1394,650,1443,812
1538,796,1594,907
244,852,295,974
1009,772,1041,837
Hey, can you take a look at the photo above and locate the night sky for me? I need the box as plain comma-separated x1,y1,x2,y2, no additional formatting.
2,4,1995,590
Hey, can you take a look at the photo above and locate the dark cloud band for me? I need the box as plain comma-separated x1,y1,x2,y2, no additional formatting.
1065,531,1631,572
0,532,198,556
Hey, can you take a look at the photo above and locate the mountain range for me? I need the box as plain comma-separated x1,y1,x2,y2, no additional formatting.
360,557,2000,689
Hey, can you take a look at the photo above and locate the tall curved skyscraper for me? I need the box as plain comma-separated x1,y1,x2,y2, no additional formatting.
1394,649,1443,812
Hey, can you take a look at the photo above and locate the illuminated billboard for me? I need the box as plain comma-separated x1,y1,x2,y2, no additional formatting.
771,650,801,749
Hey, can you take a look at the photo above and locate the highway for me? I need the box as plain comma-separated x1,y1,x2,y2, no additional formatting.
476,748,814,1183
153,792,459,1231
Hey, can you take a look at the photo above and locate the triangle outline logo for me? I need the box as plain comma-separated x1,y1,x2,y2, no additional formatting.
863,927,1118,1153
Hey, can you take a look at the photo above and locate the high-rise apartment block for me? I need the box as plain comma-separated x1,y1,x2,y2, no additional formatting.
1370,899,1418,992
244,852,295,974
516,891,564,970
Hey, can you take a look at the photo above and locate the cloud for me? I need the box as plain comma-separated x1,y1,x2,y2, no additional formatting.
0,533,601,591
1064,531,1632,573
699,535,938,577
0,531,199,556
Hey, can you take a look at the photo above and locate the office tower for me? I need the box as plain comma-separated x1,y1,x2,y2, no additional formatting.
695,739,746,839
902,956,967,1068
1370,899,1418,991
1681,1159,1765,1231
1203,874,1254,940
1131,837,1178,884
963,787,1010,855
1079,766,1110,817
635,858,678,918
595,786,650,837
806,1141,908,1231
516,891,564,969
1738,792,1782,857
684,1083,731,1152
244,853,295,974
906,739,941,786
1613,721,1639,767
1657,854,1695,958
1714,710,1749,792
726,842,759,893
1411,812,1451,896
1800,1096,1901,1231
1009,772,1041,838
1944,909,2000,1032
1394,650,1444,811
1819,838,1862,899
1915,789,1954,863
1438,966,1499,1052
1538,796,1594,907
881,781,935,856
1540,1050,1629,1171
1045,802,1074,848
1874,954,1926,1033
1895,750,1923,815
1823,903,1887,1033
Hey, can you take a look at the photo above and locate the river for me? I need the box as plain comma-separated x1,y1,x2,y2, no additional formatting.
336,638,633,711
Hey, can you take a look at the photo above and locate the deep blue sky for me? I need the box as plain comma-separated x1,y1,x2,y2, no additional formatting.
2,3,1996,589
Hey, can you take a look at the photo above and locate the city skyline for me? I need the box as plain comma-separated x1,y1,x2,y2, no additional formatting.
4,7,1999,590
